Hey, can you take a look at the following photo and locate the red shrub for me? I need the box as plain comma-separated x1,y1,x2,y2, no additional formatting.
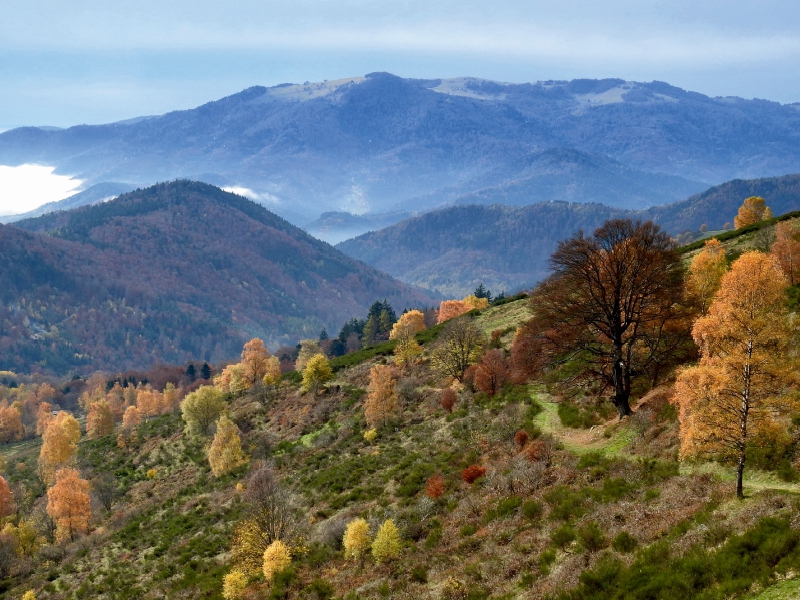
514,430,529,449
474,349,508,396
425,473,445,499
461,465,487,484
525,439,552,465
440,389,457,413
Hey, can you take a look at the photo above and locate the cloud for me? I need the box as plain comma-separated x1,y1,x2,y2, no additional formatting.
0,164,82,216
222,186,280,204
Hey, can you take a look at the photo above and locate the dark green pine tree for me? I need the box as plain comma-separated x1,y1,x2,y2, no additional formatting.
200,362,212,380
319,328,329,341
474,283,492,302
186,364,197,382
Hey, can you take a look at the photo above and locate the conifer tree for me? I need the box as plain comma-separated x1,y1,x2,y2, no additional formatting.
201,362,212,380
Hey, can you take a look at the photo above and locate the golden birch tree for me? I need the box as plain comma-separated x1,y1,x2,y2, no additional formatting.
673,252,796,498
208,415,248,477
364,365,398,428
734,196,772,228
46,468,91,542
686,238,728,315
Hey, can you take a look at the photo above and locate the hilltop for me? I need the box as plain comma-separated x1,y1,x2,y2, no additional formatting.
338,173,800,296
2,74,800,237
0,180,433,374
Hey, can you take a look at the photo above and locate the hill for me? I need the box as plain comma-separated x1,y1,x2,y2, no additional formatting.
337,173,800,296
2,74,800,237
0,182,136,224
2,297,800,600
1,180,433,374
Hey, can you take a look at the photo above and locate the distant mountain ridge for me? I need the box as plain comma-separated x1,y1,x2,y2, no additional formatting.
337,173,800,297
1,181,433,374
0,182,136,224
2,73,800,240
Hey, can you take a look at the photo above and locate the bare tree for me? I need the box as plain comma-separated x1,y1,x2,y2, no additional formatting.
430,317,486,380
91,472,117,511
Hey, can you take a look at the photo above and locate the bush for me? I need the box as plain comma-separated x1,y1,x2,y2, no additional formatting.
461,465,487,484
577,522,608,553
611,531,638,553
550,524,576,549
303,579,335,600
522,500,544,521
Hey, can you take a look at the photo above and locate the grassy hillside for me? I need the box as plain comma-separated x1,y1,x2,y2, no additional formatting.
3,296,800,600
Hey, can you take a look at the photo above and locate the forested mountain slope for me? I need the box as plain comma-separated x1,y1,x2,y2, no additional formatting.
2,74,800,234
337,173,800,296
1,181,433,374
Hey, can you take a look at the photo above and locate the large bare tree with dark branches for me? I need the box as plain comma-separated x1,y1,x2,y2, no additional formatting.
512,219,690,417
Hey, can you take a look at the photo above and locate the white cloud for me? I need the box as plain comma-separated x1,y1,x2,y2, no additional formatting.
222,186,279,204
0,164,82,216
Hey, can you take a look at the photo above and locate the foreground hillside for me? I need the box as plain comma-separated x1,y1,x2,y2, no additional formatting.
1,181,433,374
2,74,800,231
2,293,800,600
338,174,800,296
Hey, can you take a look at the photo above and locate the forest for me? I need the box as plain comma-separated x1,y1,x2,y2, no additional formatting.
2,196,800,599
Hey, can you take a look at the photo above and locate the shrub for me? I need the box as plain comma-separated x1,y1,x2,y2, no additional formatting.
461,465,487,484
222,570,248,600
460,524,478,537
440,389,457,413
522,500,544,521
514,430,529,449
425,473,445,499
577,522,608,553
303,579,335,600
363,429,378,443
550,524,576,549
611,531,638,553
262,540,291,582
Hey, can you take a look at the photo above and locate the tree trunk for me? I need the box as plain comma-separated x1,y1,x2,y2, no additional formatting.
736,452,745,499
612,349,633,418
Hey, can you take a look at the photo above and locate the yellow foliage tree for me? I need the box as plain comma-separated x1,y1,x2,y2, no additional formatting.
161,382,180,414
343,517,371,561
86,399,114,439
46,467,91,542
262,356,282,386
295,340,324,372
686,238,728,315
38,412,80,485
300,354,333,394
208,415,249,477
136,388,161,421
389,310,426,340
772,219,800,286
35,401,54,436
0,475,14,517
364,365,398,428
22,591,36,600
181,386,227,436
673,252,796,498
371,519,401,563
2,520,42,557
262,539,291,582
216,363,247,394
461,294,490,311
393,329,423,366
734,196,772,228
222,570,248,600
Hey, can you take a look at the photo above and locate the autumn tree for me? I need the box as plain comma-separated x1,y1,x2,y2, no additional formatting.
425,474,445,499
301,354,333,394
772,219,800,286
439,388,457,413
365,365,398,428
673,252,796,498
343,517,371,561
430,317,486,381
216,364,247,394
241,338,273,387
389,310,426,340
46,468,91,542
0,476,14,517
511,219,685,417
474,349,508,396
295,339,324,372
161,382,180,414
86,399,114,438
734,196,772,228
262,356,281,385
686,238,728,315
462,294,490,311
223,570,248,600
372,519,401,563
208,415,248,477
393,326,423,366
262,539,291,581
122,405,142,430
231,467,300,575
437,300,470,324
36,383,57,404
38,412,80,485
0,402,24,443
181,386,227,436
35,401,54,436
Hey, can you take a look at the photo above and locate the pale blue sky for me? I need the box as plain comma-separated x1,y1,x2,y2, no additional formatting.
1,0,800,129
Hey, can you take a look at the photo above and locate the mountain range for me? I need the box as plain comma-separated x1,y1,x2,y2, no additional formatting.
3,73,800,240
1,181,433,375
337,173,800,297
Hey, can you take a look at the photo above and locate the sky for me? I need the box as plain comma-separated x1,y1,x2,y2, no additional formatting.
1,0,799,214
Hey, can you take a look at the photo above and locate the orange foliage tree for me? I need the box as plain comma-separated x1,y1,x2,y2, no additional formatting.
686,238,728,315
38,412,81,485
389,310,426,340
734,196,772,228
364,365,398,429
673,252,796,498
425,474,445,499
46,468,91,542
772,219,800,286
241,338,273,387
87,400,114,439
35,402,54,436
0,402,24,443
437,300,470,324
0,476,14,517
122,405,142,430
439,388,457,413
474,349,508,396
